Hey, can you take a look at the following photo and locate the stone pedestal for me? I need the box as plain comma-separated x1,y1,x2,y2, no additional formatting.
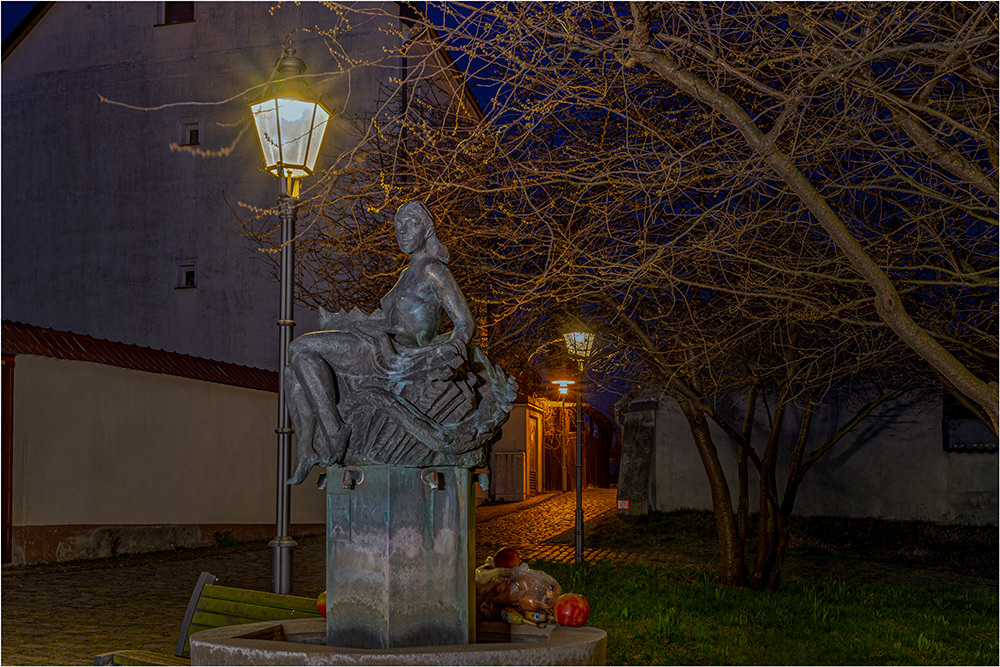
325,465,474,649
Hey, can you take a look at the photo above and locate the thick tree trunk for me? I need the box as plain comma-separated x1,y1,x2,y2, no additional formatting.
748,382,787,588
678,398,744,587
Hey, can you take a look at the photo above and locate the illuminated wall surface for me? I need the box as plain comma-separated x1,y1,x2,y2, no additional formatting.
1,2,402,370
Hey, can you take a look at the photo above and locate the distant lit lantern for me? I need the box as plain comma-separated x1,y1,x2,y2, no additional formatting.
552,379,576,395
251,47,330,192
562,330,595,369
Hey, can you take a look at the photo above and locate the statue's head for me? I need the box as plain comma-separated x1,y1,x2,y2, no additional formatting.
395,200,449,263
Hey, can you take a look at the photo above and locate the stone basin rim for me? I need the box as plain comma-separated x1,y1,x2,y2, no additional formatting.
189,618,608,666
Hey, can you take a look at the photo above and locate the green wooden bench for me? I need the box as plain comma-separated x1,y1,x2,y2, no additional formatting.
95,571,322,665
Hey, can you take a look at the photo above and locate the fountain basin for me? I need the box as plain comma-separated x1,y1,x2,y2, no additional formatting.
190,618,607,665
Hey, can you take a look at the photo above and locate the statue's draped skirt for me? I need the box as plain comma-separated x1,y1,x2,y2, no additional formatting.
284,311,516,471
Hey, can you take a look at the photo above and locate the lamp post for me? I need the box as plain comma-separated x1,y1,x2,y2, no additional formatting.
551,380,575,493
250,46,331,594
562,329,595,564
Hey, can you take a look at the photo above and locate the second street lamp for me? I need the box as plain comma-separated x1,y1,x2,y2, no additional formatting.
562,327,595,564
551,380,575,493
250,45,330,595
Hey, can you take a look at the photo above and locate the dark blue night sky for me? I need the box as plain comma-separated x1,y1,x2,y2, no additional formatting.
2,1,35,42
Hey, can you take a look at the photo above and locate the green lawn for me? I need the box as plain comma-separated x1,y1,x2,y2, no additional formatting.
537,560,998,665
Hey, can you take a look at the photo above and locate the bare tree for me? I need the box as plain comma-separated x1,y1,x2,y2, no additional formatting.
237,2,996,586
327,1,998,424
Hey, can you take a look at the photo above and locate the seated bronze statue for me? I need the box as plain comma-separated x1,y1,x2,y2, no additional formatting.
285,200,517,484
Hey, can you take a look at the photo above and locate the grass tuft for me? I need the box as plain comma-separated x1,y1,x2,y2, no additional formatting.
536,559,998,665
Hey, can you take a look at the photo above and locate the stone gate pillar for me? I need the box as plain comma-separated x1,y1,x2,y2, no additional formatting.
616,399,658,516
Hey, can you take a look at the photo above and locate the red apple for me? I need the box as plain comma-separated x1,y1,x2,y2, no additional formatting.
554,593,590,627
316,591,327,618
493,547,521,568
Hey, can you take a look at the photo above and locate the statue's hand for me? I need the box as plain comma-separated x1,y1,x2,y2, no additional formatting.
392,338,467,382
436,338,468,370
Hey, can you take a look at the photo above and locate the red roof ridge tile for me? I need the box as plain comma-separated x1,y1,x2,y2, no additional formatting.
1,320,277,392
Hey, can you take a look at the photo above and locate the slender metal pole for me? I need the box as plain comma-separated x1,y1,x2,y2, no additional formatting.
269,184,298,594
575,367,584,564
561,397,568,492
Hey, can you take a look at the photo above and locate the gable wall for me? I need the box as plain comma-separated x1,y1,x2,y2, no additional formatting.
2,2,401,370
7,353,326,563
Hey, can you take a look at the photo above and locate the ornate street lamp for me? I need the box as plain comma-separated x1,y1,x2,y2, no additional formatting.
251,45,330,595
563,331,596,369
251,47,331,191
562,325,595,564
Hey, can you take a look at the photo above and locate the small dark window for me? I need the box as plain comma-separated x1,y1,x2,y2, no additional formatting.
943,394,998,453
176,263,197,289
182,122,200,146
164,2,194,24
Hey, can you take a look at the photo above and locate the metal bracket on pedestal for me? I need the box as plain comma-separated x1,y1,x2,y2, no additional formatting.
420,468,442,490
342,467,365,490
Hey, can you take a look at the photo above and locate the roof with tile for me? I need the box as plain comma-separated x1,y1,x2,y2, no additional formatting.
1,321,278,392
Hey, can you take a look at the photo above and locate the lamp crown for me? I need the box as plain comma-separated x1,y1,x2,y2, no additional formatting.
275,47,306,77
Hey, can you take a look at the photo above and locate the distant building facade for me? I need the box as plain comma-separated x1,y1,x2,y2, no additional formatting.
490,390,617,503
617,391,998,525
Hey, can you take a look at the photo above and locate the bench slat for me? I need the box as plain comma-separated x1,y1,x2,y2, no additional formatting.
197,596,321,622
201,584,318,613
95,649,190,666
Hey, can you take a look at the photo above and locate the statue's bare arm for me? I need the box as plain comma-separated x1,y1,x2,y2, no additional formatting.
426,261,476,346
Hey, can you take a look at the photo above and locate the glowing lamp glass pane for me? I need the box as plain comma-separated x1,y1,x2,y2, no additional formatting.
274,98,315,170
251,97,330,179
251,99,280,171
563,331,595,359
304,105,330,173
